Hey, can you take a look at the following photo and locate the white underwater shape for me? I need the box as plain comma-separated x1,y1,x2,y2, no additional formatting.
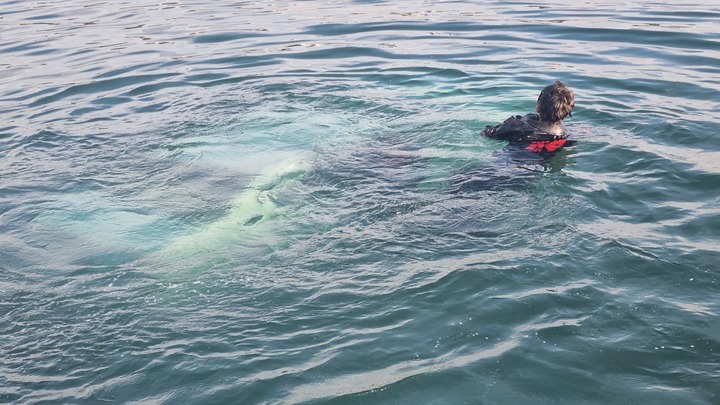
147,154,312,276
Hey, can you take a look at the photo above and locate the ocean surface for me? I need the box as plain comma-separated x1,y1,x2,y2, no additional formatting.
1,1,719,404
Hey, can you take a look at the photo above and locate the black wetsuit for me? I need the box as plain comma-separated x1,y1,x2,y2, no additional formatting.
482,113,571,152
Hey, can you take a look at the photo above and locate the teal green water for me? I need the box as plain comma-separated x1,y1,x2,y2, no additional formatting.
2,1,720,404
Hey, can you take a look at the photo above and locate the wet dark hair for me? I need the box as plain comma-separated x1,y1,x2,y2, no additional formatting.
537,81,574,122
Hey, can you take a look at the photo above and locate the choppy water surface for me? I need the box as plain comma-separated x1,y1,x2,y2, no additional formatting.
2,1,720,403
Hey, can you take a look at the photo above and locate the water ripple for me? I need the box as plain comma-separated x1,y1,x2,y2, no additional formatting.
2,0,720,404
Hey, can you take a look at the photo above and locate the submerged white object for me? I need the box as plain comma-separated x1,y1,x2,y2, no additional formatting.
150,154,312,275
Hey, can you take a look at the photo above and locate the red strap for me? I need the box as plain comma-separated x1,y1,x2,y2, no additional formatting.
526,139,567,153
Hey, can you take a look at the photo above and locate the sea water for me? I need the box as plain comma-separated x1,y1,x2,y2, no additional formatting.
1,1,719,403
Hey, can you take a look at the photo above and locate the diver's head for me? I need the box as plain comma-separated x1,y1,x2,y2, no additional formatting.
536,81,574,122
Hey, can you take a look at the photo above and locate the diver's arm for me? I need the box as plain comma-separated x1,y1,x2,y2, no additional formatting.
482,115,519,137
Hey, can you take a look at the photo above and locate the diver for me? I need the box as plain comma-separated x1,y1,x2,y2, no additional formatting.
482,81,575,153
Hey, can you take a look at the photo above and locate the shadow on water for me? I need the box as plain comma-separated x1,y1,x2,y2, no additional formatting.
448,145,575,195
